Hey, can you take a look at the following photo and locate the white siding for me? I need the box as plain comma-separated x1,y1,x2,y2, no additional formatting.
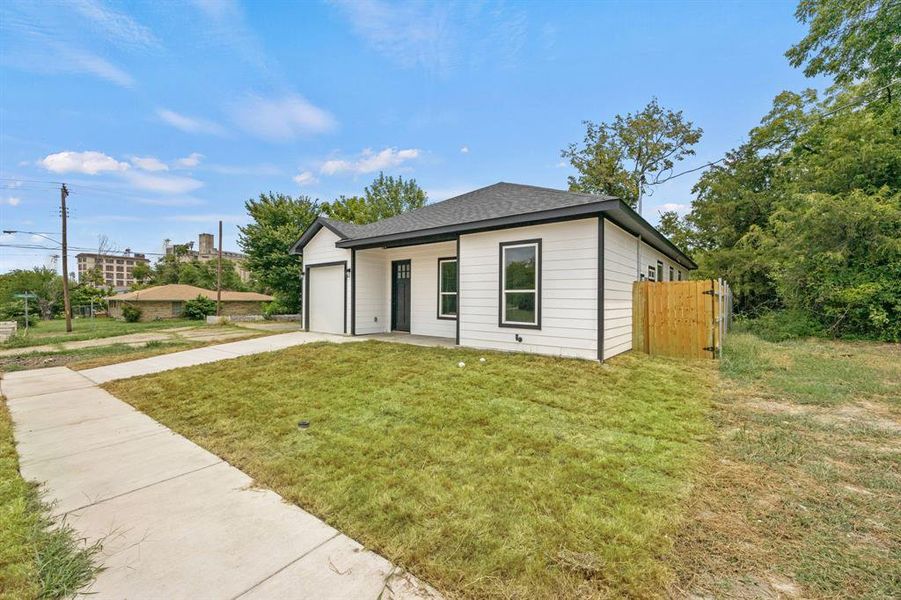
354,248,387,335
302,227,351,332
603,220,637,360
459,219,598,360
602,219,687,360
382,242,457,338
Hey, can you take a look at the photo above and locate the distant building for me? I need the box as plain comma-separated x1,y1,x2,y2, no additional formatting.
165,233,251,282
107,284,272,321
76,249,150,291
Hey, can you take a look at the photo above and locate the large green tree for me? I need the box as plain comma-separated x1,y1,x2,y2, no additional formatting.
786,0,900,89
238,192,320,313
561,98,703,212
0,268,63,320
320,173,427,224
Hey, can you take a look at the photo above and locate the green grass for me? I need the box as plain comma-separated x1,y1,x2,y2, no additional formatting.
106,341,713,599
2,317,200,349
669,333,900,598
0,399,102,599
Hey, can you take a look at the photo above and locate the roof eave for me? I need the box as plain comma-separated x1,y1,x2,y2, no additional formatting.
290,217,350,255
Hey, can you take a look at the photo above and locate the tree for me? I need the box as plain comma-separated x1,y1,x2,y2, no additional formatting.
786,0,901,89
0,268,63,320
238,192,320,313
561,98,702,213
320,173,427,224
131,261,151,285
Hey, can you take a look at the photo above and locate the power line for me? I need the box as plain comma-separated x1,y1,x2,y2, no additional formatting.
653,80,897,186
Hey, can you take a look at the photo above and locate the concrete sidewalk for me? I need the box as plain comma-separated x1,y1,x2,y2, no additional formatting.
2,332,438,599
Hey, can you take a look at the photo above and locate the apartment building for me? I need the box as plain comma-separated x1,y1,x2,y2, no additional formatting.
76,249,150,291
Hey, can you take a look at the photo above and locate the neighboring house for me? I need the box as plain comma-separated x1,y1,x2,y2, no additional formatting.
77,250,150,292
291,182,696,361
165,233,252,283
107,284,272,321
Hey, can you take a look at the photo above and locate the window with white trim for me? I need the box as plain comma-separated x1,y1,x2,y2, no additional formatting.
437,258,457,319
647,265,656,281
500,241,540,327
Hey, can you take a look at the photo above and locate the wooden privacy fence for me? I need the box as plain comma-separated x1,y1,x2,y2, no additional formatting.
632,279,732,360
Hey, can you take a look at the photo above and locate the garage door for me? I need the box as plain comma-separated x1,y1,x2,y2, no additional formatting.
308,264,345,334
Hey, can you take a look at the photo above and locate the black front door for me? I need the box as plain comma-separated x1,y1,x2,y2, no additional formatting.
391,260,411,332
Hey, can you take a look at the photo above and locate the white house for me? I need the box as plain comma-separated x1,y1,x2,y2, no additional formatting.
291,182,696,361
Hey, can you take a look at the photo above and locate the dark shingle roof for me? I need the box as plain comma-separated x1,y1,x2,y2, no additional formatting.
293,182,696,269
336,182,614,240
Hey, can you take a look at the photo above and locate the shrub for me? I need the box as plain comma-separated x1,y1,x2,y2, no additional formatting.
121,303,142,323
184,295,217,320
735,309,825,342
262,298,291,320
0,300,37,328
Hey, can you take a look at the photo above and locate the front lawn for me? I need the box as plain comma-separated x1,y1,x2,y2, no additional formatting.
106,341,713,598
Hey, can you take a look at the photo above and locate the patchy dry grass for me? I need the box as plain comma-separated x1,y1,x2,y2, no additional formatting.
107,341,713,599
1,318,200,349
667,333,900,599
0,399,102,599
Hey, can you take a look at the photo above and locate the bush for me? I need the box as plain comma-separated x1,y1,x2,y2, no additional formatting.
121,303,142,323
735,309,826,342
184,295,217,320
262,298,292,320
0,300,37,328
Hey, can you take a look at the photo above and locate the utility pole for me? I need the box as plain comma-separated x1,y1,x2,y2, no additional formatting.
216,220,222,316
60,184,72,333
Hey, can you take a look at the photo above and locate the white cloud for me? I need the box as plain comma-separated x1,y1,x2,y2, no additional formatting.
157,108,226,136
660,202,690,214
293,171,318,186
130,156,169,171
331,0,527,73
2,197,22,206
230,94,335,141
176,153,204,168
320,147,420,176
460,145,469,154
40,151,130,175
69,0,159,49
124,171,203,195
66,47,136,87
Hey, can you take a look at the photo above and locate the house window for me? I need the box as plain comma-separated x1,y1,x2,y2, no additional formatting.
657,261,664,282
677,270,683,281
647,265,656,281
437,258,457,319
499,240,541,328
669,266,674,281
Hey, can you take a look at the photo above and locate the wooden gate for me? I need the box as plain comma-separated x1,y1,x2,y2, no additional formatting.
632,279,732,359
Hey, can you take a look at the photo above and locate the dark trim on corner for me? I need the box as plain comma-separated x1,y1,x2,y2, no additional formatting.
498,238,542,330
455,236,461,345
304,260,348,334
436,256,458,321
350,249,356,336
598,216,605,362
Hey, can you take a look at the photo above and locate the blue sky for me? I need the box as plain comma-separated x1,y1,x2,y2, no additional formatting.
1,0,821,272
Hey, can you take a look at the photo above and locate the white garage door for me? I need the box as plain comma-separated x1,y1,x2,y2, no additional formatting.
308,264,345,334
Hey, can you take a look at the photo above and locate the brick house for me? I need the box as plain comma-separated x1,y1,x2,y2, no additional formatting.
107,284,273,321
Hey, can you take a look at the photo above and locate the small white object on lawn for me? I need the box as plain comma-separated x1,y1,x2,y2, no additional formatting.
479,357,486,363
458,361,465,368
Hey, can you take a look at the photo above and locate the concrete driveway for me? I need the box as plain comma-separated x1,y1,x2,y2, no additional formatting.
2,332,439,599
